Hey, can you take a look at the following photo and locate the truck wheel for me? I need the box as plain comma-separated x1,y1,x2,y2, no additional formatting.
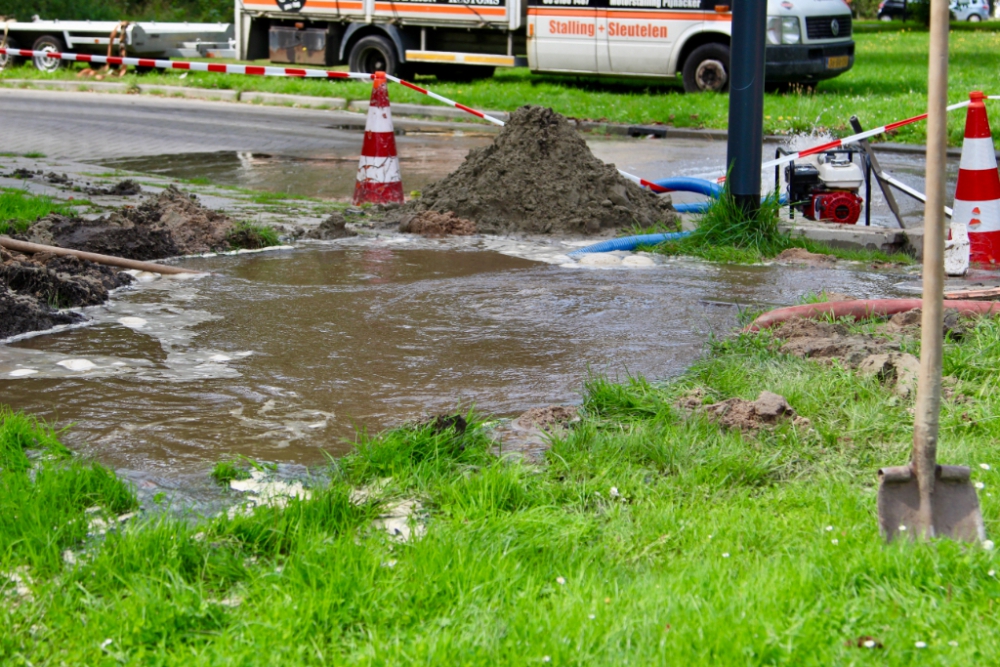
0,36,21,69
348,35,398,76
682,43,729,93
31,34,66,72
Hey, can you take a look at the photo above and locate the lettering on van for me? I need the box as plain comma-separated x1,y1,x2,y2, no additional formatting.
549,19,595,35
275,0,305,10
607,22,668,36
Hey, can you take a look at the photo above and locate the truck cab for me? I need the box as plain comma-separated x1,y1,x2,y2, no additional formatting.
527,0,854,91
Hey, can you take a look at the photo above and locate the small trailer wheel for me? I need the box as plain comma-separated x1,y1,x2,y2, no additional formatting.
31,34,66,72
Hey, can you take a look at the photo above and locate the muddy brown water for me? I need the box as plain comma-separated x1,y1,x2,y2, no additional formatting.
0,240,910,502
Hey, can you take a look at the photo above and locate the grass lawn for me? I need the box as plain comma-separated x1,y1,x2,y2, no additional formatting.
4,309,1000,664
0,187,77,234
2,30,999,147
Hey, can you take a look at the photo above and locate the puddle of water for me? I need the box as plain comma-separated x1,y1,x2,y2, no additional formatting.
94,135,492,199
0,241,911,500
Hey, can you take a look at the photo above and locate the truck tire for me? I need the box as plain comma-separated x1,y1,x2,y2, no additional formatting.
0,36,21,69
682,43,729,93
31,34,66,72
348,35,399,76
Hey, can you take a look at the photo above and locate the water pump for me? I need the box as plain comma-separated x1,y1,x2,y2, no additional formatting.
783,151,866,225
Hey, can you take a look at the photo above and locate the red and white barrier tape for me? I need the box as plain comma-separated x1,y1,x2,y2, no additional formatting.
0,48,373,79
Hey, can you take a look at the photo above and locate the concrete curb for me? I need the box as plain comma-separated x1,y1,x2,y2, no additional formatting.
241,91,346,108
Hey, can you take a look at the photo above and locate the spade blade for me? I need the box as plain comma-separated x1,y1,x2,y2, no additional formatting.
877,464,985,543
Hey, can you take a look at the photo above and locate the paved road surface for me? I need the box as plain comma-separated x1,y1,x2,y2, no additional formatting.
0,87,488,161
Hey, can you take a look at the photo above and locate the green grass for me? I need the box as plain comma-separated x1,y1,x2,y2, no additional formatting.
226,221,282,250
0,188,75,234
210,460,253,485
2,31,996,147
6,310,1000,662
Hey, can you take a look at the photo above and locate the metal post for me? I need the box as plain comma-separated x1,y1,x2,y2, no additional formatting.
725,0,768,214
850,115,906,228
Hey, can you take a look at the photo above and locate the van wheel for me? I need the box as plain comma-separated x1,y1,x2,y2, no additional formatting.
682,43,729,93
969,13,982,20
348,35,398,76
31,34,66,72
0,36,21,69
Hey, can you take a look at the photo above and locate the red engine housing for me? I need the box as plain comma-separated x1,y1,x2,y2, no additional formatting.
806,191,863,224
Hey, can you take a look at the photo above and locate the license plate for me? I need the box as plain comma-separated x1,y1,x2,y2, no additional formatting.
827,55,850,69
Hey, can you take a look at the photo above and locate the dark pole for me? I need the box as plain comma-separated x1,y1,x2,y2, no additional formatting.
725,0,768,214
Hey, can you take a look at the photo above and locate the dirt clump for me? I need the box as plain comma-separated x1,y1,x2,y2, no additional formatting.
774,319,897,366
386,106,679,236
703,390,808,431
0,285,83,339
774,248,836,266
879,307,966,340
305,213,358,240
399,211,476,237
858,352,920,398
0,247,133,339
86,179,143,196
515,405,580,431
20,186,233,260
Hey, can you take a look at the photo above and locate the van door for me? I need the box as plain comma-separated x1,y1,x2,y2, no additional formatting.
527,0,598,72
602,0,707,76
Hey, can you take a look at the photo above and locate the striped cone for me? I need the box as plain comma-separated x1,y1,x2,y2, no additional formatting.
353,71,404,205
955,91,1000,267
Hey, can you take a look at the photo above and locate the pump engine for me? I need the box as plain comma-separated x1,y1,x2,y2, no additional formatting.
784,152,865,224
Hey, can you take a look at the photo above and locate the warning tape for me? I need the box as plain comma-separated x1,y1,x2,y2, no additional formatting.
0,48,373,79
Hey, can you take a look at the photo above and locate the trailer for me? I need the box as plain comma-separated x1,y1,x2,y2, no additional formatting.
0,18,234,71
236,0,855,91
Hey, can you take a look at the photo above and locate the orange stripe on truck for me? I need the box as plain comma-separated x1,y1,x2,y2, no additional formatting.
374,2,507,15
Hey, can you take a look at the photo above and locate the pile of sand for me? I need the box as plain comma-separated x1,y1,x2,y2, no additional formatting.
20,186,234,260
392,106,679,235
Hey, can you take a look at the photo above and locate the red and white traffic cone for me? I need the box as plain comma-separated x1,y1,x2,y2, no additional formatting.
955,90,1000,267
352,71,404,206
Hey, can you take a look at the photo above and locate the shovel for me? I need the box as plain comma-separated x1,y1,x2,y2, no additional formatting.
876,0,985,543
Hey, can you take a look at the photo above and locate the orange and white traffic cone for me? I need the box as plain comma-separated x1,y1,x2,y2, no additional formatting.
955,90,1000,267
352,71,404,206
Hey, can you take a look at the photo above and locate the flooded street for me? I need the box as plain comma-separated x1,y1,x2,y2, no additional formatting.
0,239,910,499
97,136,958,229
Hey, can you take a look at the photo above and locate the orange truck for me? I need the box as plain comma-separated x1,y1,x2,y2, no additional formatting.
235,0,855,91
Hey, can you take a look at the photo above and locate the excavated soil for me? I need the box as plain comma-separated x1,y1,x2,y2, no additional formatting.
386,106,679,236
400,211,476,237
18,186,234,261
305,213,358,240
702,391,808,431
2,186,232,339
0,247,133,339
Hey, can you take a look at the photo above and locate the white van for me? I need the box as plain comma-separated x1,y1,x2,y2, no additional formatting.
236,0,855,91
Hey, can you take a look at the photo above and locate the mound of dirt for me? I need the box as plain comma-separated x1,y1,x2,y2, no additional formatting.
305,213,358,240
515,405,580,431
400,211,476,237
20,186,233,260
703,391,809,431
390,106,679,235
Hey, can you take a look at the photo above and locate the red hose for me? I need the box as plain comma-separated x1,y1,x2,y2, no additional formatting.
747,299,1000,332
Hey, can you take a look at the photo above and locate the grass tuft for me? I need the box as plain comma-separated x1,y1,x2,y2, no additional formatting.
226,221,281,250
0,188,76,234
